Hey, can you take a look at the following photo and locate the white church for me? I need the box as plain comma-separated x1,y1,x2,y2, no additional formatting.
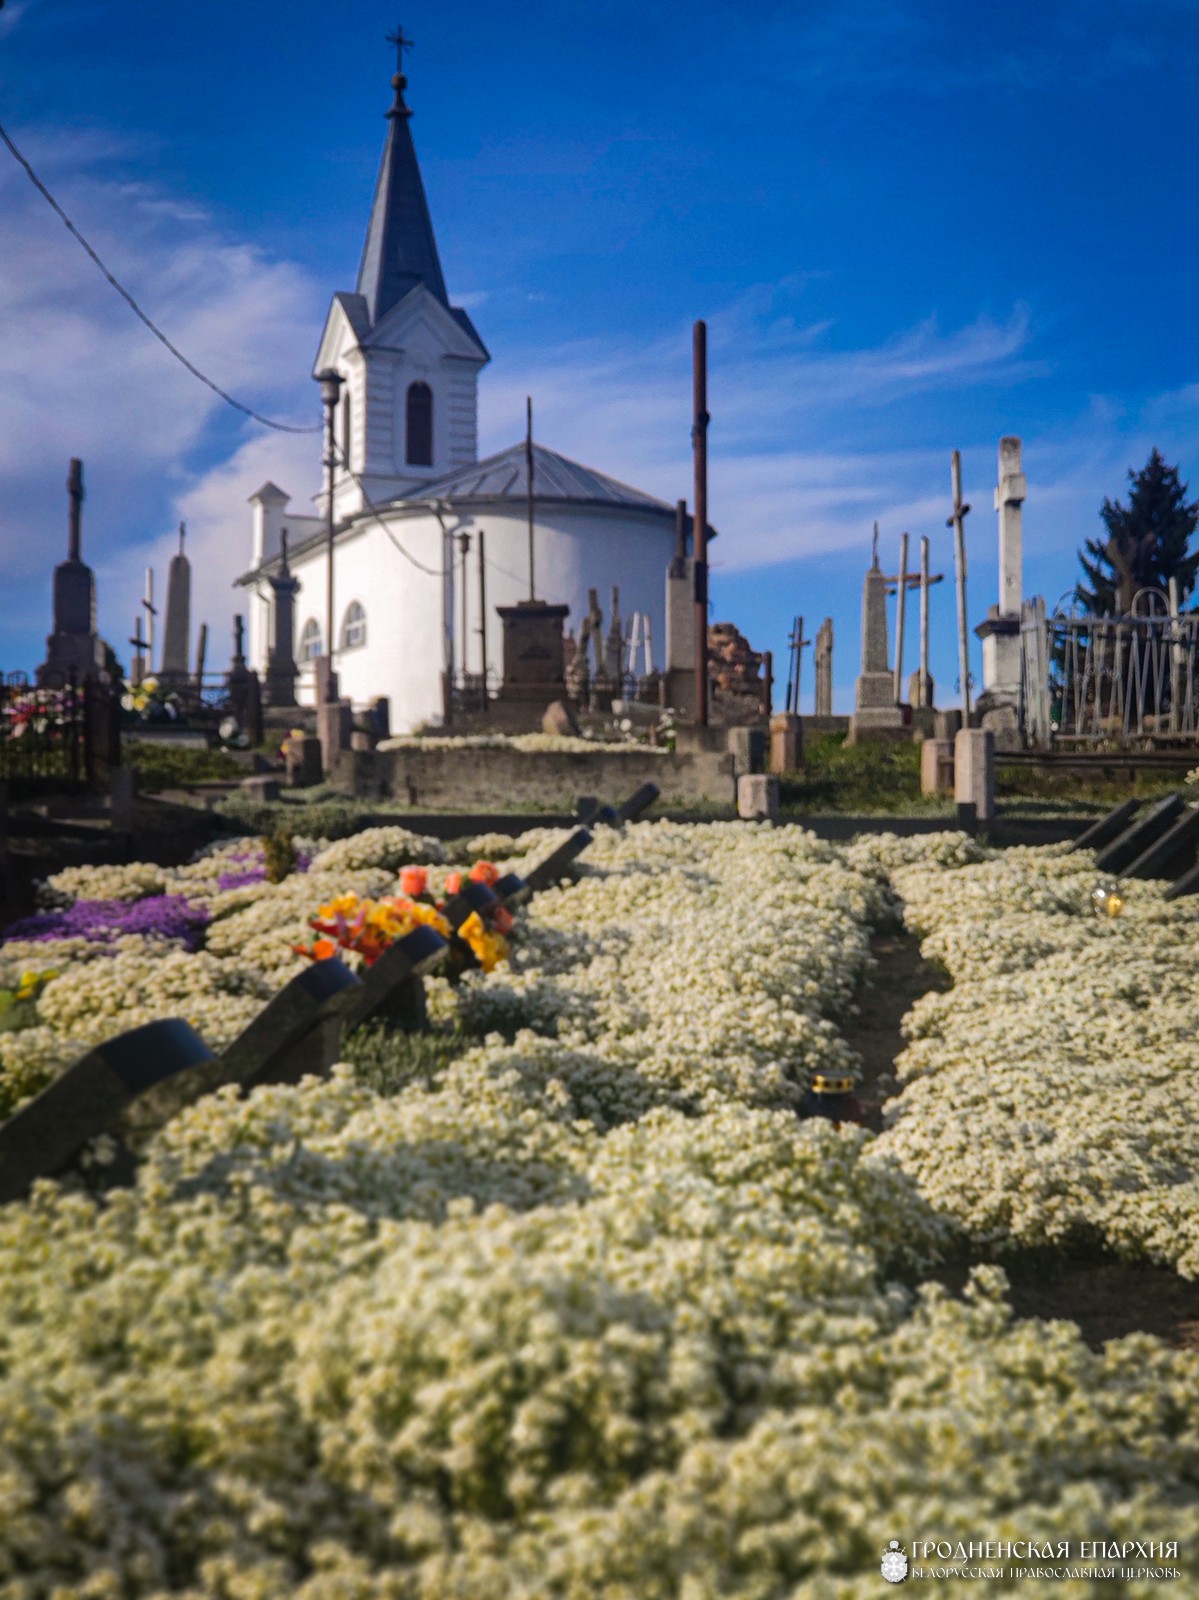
238,48,682,733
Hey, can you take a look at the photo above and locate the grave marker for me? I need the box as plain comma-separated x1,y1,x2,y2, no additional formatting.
526,827,593,892
1069,797,1141,854
0,1019,215,1202
1093,793,1186,875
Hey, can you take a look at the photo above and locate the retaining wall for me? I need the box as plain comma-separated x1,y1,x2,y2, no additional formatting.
333,746,735,809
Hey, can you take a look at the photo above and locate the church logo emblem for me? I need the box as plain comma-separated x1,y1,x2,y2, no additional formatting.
881,1541,909,1584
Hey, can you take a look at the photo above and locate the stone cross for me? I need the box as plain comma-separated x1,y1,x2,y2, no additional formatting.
814,618,833,716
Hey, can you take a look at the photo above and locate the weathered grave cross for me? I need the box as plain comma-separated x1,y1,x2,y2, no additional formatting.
785,614,812,715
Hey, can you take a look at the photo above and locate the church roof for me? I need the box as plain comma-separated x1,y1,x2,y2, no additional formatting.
409,441,677,515
356,63,450,326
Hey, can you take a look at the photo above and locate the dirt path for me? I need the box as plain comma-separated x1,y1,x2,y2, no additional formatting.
843,931,1199,1352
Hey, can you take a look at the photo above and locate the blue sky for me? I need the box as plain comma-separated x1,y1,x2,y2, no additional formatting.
3,0,1199,710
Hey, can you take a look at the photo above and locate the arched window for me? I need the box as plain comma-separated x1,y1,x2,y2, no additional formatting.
406,381,433,467
299,618,323,661
341,386,353,475
340,600,367,651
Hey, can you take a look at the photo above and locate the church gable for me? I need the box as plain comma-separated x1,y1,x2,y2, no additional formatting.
367,284,487,365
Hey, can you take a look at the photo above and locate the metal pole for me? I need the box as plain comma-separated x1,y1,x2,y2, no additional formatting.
477,529,488,713
195,622,207,694
458,531,471,693
919,535,930,708
794,615,804,714
761,649,773,720
143,568,156,676
893,532,909,704
525,396,536,601
316,369,343,684
692,320,709,727
949,450,972,720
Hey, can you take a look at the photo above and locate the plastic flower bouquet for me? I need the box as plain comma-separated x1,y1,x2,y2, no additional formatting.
296,893,453,969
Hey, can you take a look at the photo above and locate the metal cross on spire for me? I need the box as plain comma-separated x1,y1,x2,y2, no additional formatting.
386,24,414,75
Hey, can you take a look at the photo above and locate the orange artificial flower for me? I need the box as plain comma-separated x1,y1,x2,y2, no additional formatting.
468,860,500,886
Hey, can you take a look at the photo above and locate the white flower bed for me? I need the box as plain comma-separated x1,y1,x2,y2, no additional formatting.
2,823,1199,1593
378,732,667,754
877,841,1199,1276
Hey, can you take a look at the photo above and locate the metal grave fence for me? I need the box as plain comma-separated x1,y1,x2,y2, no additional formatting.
1019,592,1199,748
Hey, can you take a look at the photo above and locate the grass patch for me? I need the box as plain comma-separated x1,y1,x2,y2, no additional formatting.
124,740,245,793
342,1020,471,1096
779,732,944,814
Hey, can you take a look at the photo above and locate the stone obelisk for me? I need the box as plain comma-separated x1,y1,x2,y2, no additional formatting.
265,529,301,707
160,523,192,687
814,617,834,717
848,525,905,744
38,459,107,685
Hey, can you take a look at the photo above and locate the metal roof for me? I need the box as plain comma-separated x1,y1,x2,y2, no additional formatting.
356,71,449,324
409,441,675,514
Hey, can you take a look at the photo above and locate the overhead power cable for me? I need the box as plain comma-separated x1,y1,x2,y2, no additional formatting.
0,117,320,434
329,443,537,587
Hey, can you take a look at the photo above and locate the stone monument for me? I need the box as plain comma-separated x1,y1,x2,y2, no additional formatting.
37,459,107,686
495,599,569,707
159,523,191,687
265,529,301,708
848,527,905,743
814,617,833,717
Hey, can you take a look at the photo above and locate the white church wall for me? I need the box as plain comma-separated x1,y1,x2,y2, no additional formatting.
445,505,675,687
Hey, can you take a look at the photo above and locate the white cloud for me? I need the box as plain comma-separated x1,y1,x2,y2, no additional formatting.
0,120,324,668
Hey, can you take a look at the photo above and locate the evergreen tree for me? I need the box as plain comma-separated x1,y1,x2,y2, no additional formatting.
1075,448,1199,615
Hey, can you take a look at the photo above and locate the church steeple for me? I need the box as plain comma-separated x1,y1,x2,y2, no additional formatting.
356,27,450,325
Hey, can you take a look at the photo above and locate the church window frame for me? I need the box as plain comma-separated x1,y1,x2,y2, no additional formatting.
406,381,433,467
340,600,367,652
299,618,323,662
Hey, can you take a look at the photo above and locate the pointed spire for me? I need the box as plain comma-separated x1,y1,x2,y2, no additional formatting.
356,26,449,325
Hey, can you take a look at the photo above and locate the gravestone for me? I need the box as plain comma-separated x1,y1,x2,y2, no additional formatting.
495,600,569,707
727,726,767,776
1093,793,1186,875
737,774,779,820
341,925,449,1035
0,1018,215,1202
1120,804,1199,882
226,615,252,724
265,529,301,708
615,782,660,823
284,734,323,788
1070,797,1141,854
920,738,955,797
848,536,904,743
526,827,594,892
814,618,834,718
124,958,364,1147
38,458,107,686
160,524,191,687
317,699,353,774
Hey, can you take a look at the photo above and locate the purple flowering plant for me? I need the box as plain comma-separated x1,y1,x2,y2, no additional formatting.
2,895,210,952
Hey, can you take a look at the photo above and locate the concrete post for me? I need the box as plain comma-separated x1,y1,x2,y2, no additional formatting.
954,728,995,822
